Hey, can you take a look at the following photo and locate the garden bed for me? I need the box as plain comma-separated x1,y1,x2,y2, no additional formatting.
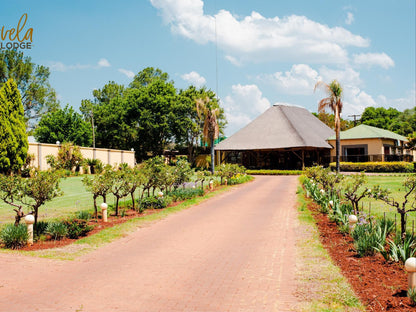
308,201,413,311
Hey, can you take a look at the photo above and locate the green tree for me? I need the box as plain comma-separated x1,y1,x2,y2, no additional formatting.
313,112,354,131
129,67,169,89
34,105,92,146
360,107,401,130
0,50,59,128
128,78,178,160
196,96,220,174
315,80,343,173
0,79,28,174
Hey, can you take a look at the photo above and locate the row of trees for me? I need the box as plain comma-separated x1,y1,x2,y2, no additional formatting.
34,67,226,166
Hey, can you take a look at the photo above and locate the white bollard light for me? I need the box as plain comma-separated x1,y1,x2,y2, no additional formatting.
348,215,358,232
209,180,214,190
101,203,108,223
158,191,164,198
24,214,35,245
405,257,416,291
329,200,334,208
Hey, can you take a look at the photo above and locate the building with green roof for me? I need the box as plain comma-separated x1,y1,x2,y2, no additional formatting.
327,124,412,162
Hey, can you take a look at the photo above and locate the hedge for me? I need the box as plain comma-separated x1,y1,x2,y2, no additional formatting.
246,169,303,175
329,161,413,173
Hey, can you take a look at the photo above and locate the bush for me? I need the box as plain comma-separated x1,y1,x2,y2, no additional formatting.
229,174,253,185
46,222,68,240
140,196,170,210
168,188,204,202
76,210,91,221
329,161,413,173
0,224,29,249
246,169,303,175
63,218,93,239
34,220,49,237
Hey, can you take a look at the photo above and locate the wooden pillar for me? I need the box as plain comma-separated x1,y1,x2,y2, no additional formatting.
302,150,305,170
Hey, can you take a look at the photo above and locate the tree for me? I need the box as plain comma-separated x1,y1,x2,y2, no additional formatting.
129,67,169,89
128,78,178,160
46,142,83,171
34,105,92,146
0,50,59,128
82,170,113,219
315,80,343,173
0,79,28,174
313,112,354,131
175,86,224,165
0,170,62,228
196,97,220,174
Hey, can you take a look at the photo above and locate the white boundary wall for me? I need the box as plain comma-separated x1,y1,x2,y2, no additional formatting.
28,143,135,170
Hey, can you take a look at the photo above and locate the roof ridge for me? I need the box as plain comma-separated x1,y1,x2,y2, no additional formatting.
279,105,307,146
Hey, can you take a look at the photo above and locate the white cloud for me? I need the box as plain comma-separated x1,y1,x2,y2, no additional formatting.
376,88,416,111
353,52,395,69
98,58,111,67
118,68,135,79
181,71,206,87
49,59,111,72
345,12,354,25
223,84,271,135
150,0,369,65
261,64,321,95
319,66,362,87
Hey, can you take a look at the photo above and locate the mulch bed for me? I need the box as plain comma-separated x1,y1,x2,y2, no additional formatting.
20,208,160,251
308,201,414,311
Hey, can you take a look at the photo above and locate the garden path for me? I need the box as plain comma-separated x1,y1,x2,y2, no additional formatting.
0,175,300,311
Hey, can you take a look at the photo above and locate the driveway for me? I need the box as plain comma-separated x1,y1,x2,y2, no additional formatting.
0,175,300,312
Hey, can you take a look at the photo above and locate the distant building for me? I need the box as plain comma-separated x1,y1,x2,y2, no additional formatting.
215,104,334,169
327,124,412,162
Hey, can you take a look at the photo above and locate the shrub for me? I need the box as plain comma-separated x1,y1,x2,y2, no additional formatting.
46,222,68,240
229,174,253,185
63,218,93,239
34,220,49,237
76,210,91,221
352,220,391,257
330,161,413,173
0,224,29,249
168,188,204,202
140,196,170,210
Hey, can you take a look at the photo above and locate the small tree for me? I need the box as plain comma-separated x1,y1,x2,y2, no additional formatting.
372,175,416,240
82,170,113,218
21,170,63,227
173,157,193,190
47,142,83,171
109,168,130,216
343,173,371,214
0,175,25,226
124,167,145,211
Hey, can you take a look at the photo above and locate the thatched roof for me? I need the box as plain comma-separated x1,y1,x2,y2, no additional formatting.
215,104,334,151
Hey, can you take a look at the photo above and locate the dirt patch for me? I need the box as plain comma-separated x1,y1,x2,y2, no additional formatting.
308,201,414,311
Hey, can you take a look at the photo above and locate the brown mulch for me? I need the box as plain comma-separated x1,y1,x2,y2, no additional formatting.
308,201,415,311
19,208,160,251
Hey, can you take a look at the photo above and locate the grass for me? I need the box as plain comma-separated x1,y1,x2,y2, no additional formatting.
296,185,364,311
0,185,234,260
0,175,223,224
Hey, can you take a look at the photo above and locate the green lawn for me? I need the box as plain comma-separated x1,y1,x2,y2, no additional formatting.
0,175,222,225
360,175,416,232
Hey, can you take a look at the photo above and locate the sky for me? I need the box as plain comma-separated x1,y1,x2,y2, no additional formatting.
1,0,415,136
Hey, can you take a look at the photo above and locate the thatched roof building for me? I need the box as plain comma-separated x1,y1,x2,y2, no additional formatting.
215,104,334,169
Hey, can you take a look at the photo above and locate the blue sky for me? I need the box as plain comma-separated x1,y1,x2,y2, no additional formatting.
1,0,415,136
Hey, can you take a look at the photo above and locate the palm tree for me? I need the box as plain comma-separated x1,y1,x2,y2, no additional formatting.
196,97,220,174
314,80,343,173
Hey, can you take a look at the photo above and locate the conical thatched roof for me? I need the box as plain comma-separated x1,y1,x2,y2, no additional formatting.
215,104,334,151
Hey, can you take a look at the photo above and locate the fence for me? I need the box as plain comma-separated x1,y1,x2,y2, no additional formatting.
327,154,414,163
28,143,135,170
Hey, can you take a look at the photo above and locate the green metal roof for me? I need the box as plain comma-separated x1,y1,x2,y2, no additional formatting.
327,124,408,141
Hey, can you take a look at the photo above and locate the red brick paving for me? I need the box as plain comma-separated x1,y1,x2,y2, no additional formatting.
0,176,299,311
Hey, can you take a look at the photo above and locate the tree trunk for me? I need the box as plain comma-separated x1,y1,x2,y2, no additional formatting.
131,192,135,210
400,212,406,241
335,107,341,173
115,197,119,216
210,136,215,174
93,195,98,219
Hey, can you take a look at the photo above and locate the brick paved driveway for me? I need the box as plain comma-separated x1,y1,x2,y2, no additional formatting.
0,175,299,312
